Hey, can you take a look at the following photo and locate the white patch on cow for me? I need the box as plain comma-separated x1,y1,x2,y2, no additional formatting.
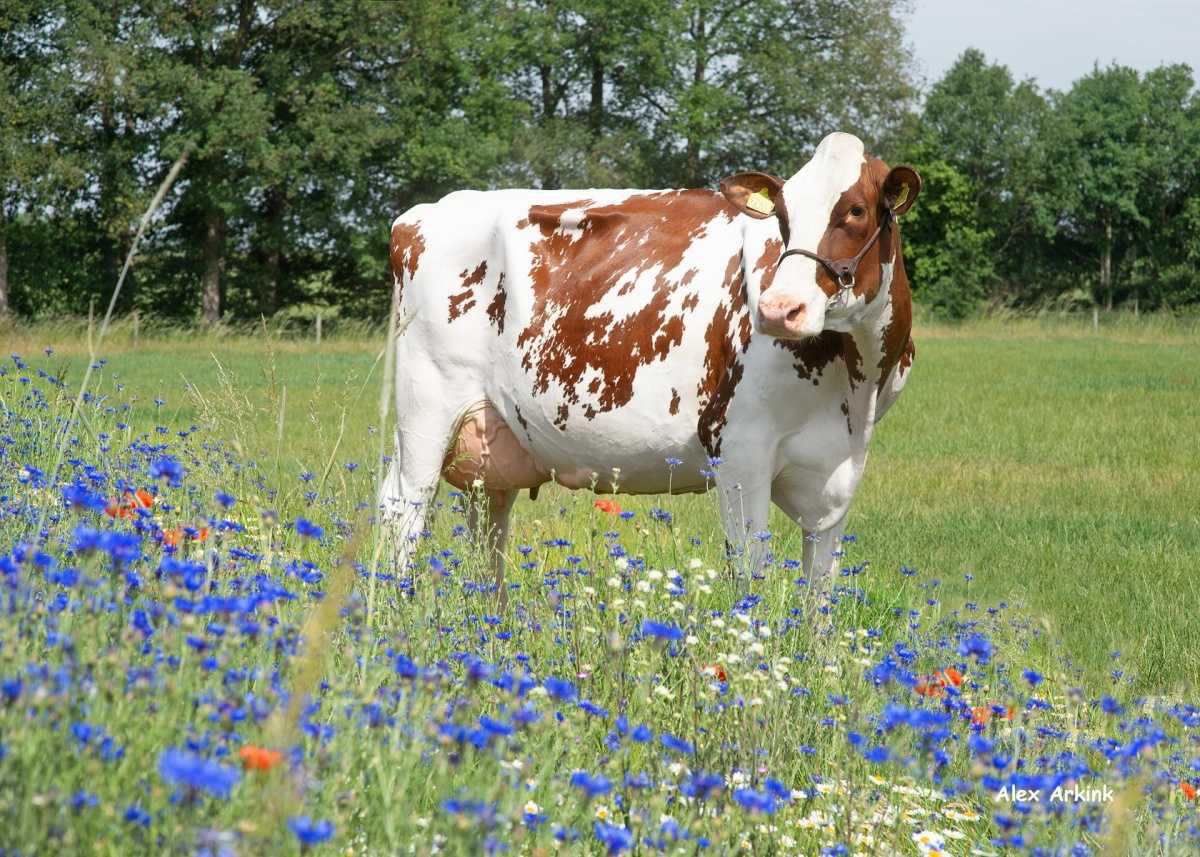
557,208,590,230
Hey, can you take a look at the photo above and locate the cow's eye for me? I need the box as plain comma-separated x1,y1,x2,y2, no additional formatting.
849,205,866,218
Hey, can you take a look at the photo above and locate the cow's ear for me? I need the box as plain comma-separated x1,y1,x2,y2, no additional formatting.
719,171,786,220
883,165,921,217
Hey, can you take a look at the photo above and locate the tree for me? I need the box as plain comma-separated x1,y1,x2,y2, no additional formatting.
898,157,993,318
624,0,917,186
1049,65,1151,310
0,1,84,318
909,48,1054,302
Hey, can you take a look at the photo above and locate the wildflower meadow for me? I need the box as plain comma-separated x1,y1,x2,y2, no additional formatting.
1,319,1198,856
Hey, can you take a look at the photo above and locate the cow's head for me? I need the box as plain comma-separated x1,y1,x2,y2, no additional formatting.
720,132,920,338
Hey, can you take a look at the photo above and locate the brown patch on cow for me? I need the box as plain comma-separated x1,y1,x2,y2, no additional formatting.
513,403,533,443
554,403,569,431
900,337,915,373
877,230,914,393
515,190,731,418
669,388,680,415
449,261,487,322
696,250,751,456
682,293,699,312
775,332,863,387
754,237,783,293
486,272,507,333
841,398,852,435
389,221,427,299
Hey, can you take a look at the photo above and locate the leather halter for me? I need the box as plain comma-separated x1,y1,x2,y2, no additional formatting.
776,204,893,292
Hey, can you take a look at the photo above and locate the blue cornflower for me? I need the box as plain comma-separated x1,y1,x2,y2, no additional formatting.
124,804,152,826
288,817,334,846
679,772,723,799
640,620,683,642
733,787,777,814
631,724,653,743
544,676,577,701
70,790,99,811
215,490,236,509
593,821,633,854
863,745,889,763
148,455,185,487
578,700,609,718
1023,668,1044,687
957,633,993,665
295,518,324,540
569,771,613,798
158,747,240,799
665,457,682,468
660,733,694,755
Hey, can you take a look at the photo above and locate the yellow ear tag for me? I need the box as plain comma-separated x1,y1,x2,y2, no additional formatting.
892,183,909,210
745,187,775,215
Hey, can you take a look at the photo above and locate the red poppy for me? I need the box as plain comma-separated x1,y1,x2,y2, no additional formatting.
914,679,944,698
702,663,727,682
162,528,182,548
195,526,210,542
239,745,283,771
1183,782,1197,801
594,499,622,515
938,667,964,687
970,706,992,726
133,488,154,509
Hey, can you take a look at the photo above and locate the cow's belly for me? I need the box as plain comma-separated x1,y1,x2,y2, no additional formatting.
442,400,712,495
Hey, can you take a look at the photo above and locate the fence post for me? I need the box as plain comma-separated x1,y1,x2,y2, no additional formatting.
132,309,140,345
1092,305,1099,333
316,312,323,344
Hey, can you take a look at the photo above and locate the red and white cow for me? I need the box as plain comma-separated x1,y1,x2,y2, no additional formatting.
383,131,919,593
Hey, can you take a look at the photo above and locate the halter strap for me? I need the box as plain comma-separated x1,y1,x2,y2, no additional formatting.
776,205,892,291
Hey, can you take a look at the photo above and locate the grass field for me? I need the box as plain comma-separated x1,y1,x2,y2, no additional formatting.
1,315,1198,854
9,317,1197,688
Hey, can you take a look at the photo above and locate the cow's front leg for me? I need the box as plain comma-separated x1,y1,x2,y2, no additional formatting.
713,471,772,589
771,465,854,607
802,510,848,590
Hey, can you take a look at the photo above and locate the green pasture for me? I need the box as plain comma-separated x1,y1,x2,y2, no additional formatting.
7,315,1198,691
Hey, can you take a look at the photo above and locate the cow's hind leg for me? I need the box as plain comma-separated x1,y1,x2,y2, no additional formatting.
466,488,516,608
380,408,460,578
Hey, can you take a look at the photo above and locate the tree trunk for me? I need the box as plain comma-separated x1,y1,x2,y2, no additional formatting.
685,7,707,186
262,186,285,316
201,211,225,326
0,206,9,319
1100,219,1112,311
589,54,604,138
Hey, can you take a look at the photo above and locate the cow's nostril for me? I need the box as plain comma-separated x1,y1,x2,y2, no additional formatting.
786,304,806,323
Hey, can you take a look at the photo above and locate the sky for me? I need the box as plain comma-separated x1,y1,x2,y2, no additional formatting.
907,0,1200,92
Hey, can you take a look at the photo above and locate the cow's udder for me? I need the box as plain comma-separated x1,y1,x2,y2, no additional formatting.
444,402,551,492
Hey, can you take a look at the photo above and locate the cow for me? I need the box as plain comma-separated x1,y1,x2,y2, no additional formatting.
382,131,920,600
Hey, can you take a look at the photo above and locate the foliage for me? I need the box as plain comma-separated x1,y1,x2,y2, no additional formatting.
2,6,1200,321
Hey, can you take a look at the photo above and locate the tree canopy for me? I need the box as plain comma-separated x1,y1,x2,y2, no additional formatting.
1,2,1197,323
